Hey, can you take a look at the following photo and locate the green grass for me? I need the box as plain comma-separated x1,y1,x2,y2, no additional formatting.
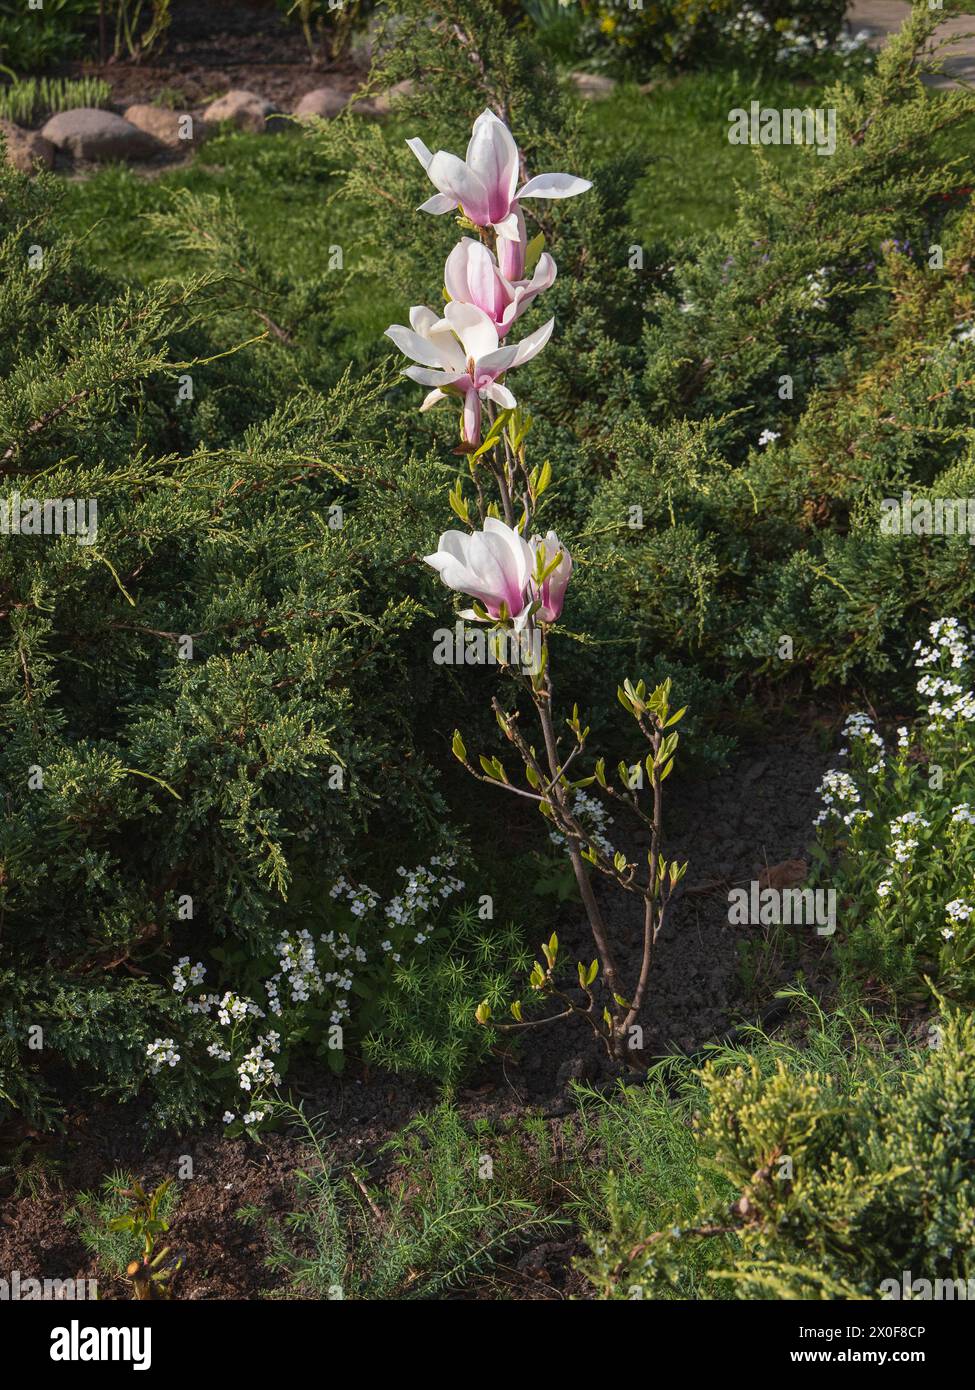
56,126,399,354
0,75,111,126
53,70,837,317
578,70,850,240
59,128,343,282
246,1100,568,1299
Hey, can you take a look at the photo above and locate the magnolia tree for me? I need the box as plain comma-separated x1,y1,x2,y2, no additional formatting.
386,110,688,1065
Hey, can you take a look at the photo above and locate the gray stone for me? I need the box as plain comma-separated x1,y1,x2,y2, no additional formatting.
570,72,617,100
293,86,350,121
369,79,416,115
40,108,160,162
202,89,276,133
123,103,208,150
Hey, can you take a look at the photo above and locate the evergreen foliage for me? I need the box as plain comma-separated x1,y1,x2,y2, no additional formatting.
581,997,975,1299
0,165,451,1129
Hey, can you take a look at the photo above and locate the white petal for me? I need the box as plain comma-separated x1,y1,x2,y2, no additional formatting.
420,388,448,412
527,251,557,293
478,341,520,374
483,381,517,410
482,517,532,589
432,530,473,564
493,211,522,242
385,323,443,367
446,239,506,321
427,318,468,371
502,253,557,328
443,239,476,303
403,365,465,388
517,172,592,200
409,305,441,335
508,316,554,366
445,301,500,361
418,192,457,216
407,137,434,170
427,151,491,224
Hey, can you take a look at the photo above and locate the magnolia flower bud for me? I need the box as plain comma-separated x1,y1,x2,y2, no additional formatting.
530,530,572,623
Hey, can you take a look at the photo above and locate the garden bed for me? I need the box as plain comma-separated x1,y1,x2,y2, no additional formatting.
1,0,974,1317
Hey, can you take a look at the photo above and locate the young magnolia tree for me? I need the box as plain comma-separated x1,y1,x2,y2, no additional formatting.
386,110,688,1065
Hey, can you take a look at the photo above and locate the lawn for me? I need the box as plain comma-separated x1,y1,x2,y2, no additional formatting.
54,70,839,300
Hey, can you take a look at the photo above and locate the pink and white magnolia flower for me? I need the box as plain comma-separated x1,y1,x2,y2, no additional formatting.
445,237,556,337
424,517,533,626
407,109,591,243
385,300,553,445
529,530,572,623
497,204,527,281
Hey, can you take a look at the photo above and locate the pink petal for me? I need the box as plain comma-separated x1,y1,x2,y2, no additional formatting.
466,110,519,223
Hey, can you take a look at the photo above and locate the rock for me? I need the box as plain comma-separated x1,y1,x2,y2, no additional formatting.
293,86,350,121
123,103,208,150
570,72,617,100
202,89,276,133
40,108,159,162
369,79,416,115
0,120,55,173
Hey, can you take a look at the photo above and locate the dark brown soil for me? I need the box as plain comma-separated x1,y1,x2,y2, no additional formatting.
0,710,835,1301
63,0,367,114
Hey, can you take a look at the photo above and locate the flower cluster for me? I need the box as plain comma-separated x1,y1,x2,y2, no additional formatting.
425,516,573,630
154,858,466,1133
386,110,589,446
272,930,323,1006
726,7,870,66
839,711,886,776
914,617,972,669
387,857,465,938
146,1038,180,1073
913,619,975,729
172,957,206,994
329,876,380,918
942,900,973,942
813,622,975,997
813,768,868,828
888,811,931,864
